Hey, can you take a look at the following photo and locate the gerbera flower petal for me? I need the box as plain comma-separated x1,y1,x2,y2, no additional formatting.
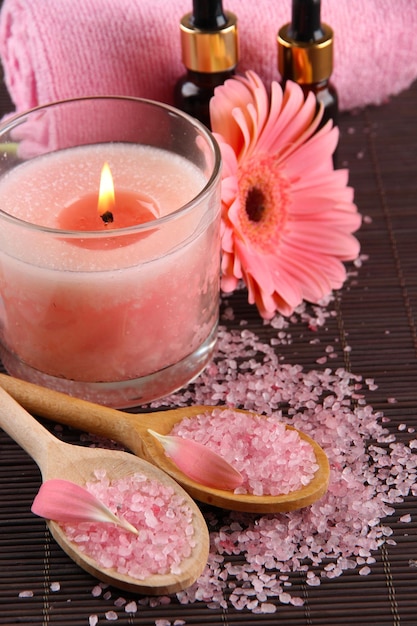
210,71,361,319
210,77,255,160
283,223,360,258
283,121,338,174
218,141,239,179
257,83,319,158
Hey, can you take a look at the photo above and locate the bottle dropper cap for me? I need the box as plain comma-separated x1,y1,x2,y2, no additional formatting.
277,0,333,84
180,0,239,73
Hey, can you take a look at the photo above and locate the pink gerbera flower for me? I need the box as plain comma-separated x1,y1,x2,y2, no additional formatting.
209,70,361,319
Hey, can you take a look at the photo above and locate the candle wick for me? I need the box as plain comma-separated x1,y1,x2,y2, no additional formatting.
100,210,114,224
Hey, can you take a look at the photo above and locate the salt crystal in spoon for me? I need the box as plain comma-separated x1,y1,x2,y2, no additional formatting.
0,387,209,594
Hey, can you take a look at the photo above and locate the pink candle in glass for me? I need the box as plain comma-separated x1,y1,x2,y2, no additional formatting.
0,98,221,407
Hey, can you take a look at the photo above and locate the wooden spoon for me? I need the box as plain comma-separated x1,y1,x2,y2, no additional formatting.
0,374,330,513
0,386,209,595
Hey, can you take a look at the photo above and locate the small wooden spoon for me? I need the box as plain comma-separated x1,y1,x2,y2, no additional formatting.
0,386,209,595
0,374,330,513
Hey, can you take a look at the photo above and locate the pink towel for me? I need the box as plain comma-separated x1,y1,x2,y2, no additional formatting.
1,0,416,114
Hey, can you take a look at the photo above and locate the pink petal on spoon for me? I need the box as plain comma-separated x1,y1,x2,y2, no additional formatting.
147,429,243,490
31,479,138,535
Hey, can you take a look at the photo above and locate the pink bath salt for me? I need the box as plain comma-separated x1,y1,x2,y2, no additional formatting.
61,471,195,579
124,600,138,613
91,585,102,597
162,321,417,613
170,408,319,496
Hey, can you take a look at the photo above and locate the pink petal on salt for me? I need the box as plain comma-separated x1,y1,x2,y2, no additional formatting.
148,429,243,490
31,479,138,535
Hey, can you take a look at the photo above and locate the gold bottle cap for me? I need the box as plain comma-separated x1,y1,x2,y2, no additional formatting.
277,23,333,84
180,11,239,73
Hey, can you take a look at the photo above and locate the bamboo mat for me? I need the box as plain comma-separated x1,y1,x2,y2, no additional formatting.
0,74,416,625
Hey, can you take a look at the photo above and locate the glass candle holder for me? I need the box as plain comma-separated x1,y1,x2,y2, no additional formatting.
0,97,221,408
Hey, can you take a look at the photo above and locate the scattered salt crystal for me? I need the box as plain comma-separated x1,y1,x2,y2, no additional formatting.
149,319,417,613
50,582,60,592
358,566,371,576
105,611,118,621
125,601,137,613
18,590,34,598
89,616,98,626
114,597,126,607
91,585,102,597
399,514,411,523
155,620,171,626
222,306,234,320
279,592,292,604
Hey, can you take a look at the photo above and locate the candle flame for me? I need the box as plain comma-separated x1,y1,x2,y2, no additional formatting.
98,162,115,223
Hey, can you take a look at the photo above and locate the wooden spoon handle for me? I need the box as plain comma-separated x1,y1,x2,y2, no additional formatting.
0,374,146,457
0,385,58,471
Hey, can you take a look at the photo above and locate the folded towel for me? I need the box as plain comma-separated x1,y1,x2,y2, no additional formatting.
1,0,416,114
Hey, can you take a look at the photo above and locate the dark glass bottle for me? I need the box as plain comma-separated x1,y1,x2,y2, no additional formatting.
277,0,338,131
174,0,239,129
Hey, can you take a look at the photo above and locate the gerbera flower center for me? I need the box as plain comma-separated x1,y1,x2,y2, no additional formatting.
245,187,266,223
237,154,290,253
